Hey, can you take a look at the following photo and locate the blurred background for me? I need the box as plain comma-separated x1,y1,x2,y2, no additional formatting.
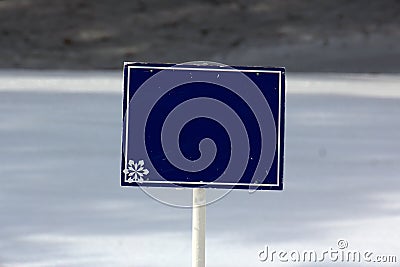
1,1,400,267
0,0,399,72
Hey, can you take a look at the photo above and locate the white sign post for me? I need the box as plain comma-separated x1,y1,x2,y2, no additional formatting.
192,188,206,267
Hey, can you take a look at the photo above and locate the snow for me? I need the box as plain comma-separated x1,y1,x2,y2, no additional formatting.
0,71,399,266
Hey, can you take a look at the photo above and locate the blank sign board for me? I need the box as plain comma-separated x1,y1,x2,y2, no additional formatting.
121,62,285,190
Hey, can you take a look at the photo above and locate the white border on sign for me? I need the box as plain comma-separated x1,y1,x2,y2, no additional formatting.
124,65,283,187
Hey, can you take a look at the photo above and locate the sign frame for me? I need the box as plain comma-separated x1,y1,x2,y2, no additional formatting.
121,62,285,191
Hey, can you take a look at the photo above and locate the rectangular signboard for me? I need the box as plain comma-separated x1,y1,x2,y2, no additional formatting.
121,62,285,190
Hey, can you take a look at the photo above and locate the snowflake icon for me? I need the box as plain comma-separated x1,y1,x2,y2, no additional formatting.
123,160,149,183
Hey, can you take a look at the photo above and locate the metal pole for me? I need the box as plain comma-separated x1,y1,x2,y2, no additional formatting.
192,188,206,267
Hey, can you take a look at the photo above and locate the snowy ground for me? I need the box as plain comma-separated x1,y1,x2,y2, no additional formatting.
0,71,399,266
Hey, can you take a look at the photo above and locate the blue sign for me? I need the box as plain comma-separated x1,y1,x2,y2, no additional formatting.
121,62,285,190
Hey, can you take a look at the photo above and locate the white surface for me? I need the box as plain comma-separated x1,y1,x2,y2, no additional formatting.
0,71,399,266
192,188,206,267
